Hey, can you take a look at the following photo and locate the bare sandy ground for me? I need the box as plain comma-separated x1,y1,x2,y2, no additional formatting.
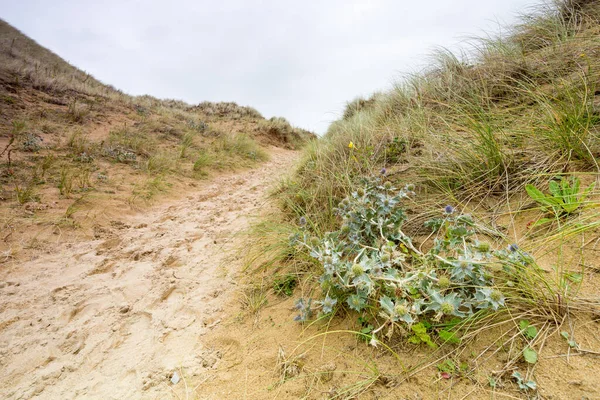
0,147,297,399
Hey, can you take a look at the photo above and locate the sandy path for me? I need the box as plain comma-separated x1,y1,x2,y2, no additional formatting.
0,147,297,399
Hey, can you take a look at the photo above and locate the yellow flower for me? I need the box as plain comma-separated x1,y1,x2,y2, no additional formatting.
348,141,355,149
580,53,586,58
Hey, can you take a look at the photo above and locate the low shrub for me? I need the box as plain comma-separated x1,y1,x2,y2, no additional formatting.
105,127,156,157
194,101,263,119
258,117,315,149
20,132,43,152
102,146,137,163
342,94,379,120
290,175,540,345
66,100,89,123
144,151,177,174
215,133,269,163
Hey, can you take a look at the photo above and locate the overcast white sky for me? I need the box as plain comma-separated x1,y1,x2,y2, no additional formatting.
2,0,539,133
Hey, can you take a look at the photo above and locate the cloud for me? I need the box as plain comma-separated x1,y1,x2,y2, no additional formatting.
1,0,538,133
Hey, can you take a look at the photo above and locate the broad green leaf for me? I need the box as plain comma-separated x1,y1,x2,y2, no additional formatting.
524,326,537,339
412,322,427,335
561,177,581,213
571,176,580,197
531,217,553,227
544,196,564,207
525,183,562,208
439,329,461,344
379,296,394,315
562,201,579,213
548,180,561,197
523,346,538,364
525,184,548,204
519,320,530,330
410,323,437,349
561,178,571,196
520,320,537,339
407,336,421,345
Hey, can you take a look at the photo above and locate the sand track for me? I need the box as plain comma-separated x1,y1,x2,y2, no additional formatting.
0,147,296,399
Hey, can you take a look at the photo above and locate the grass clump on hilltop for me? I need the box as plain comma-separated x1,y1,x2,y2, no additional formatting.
257,117,316,150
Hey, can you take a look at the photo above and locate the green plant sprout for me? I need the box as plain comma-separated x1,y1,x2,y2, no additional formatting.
525,176,595,226
561,331,579,349
356,316,374,343
522,346,538,364
273,274,298,297
519,320,538,340
512,371,537,391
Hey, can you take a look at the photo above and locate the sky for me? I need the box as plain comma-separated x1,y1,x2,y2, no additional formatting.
1,0,539,134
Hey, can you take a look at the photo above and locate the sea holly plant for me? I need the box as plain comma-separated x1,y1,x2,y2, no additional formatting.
291,175,516,345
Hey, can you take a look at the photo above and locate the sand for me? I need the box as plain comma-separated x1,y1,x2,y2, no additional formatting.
0,147,297,399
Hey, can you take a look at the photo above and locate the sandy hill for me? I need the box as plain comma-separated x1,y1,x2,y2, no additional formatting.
3,2,600,399
0,19,314,255
229,1,600,398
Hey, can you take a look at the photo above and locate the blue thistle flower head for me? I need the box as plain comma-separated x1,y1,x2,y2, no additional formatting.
509,243,519,252
295,298,308,311
294,298,312,322
299,216,307,227
380,168,387,175
321,295,337,314
444,205,454,214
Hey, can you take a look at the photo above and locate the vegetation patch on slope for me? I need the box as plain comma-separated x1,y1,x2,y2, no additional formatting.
240,1,600,398
0,19,314,260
